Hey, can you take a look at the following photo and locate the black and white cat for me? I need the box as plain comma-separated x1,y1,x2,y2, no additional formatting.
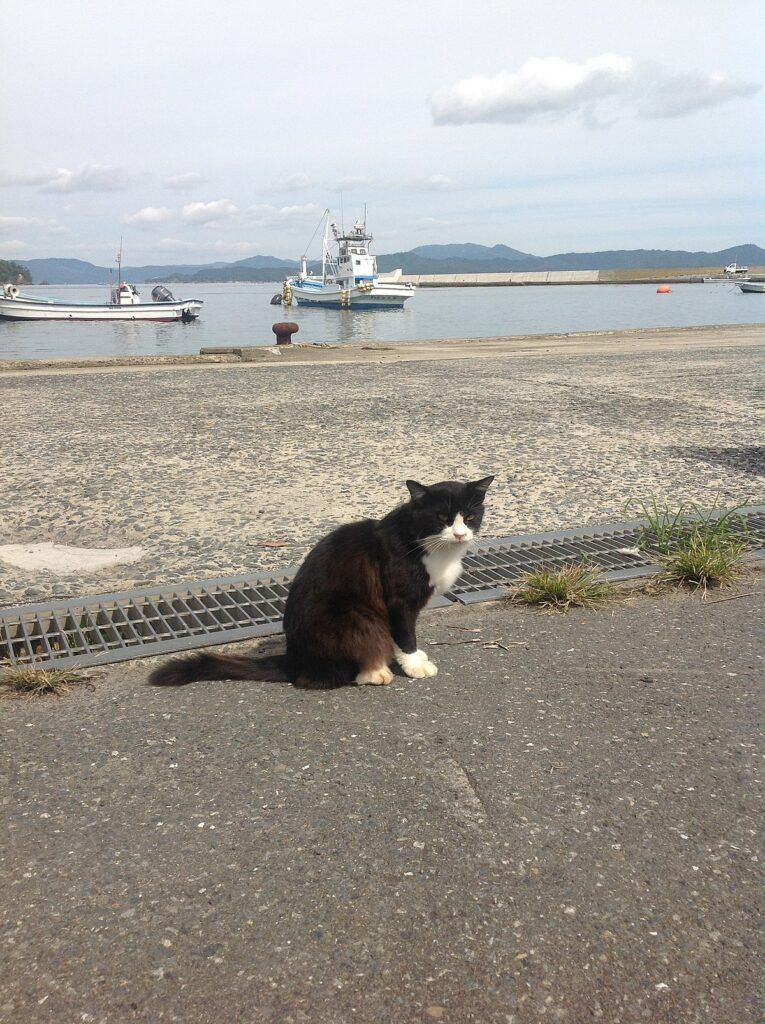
150,476,493,688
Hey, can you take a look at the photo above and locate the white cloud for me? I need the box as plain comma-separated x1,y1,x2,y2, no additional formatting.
0,215,39,231
181,199,239,224
181,199,320,227
125,206,175,227
430,54,761,126
40,164,137,192
275,204,320,219
0,164,137,192
161,172,207,191
0,239,29,256
0,215,66,234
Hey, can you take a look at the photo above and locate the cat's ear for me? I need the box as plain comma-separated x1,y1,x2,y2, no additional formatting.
469,475,495,497
406,480,428,501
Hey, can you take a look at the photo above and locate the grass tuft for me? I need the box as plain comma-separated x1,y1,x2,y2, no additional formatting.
659,529,749,592
511,563,613,611
624,495,751,554
0,667,94,700
624,495,753,593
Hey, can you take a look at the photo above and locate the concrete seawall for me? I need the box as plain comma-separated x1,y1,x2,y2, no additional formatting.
400,268,765,286
401,270,600,286
397,270,720,286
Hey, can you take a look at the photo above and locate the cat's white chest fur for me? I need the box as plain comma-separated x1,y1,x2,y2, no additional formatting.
422,546,466,595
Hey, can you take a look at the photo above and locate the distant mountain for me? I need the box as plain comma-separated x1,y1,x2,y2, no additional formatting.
23,258,228,285
230,254,298,270
161,264,302,284
381,243,765,275
410,243,533,262
22,243,764,285
376,252,539,274
23,259,110,285
532,244,765,271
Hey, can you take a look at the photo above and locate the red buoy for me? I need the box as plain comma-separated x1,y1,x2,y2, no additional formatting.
657,284,671,294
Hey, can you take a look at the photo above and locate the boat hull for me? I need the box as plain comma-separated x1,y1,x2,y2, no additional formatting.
295,295,410,309
738,281,765,293
0,297,203,321
289,281,414,309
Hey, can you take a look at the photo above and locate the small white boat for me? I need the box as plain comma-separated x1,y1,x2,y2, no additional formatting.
0,282,202,322
283,211,415,309
738,280,765,293
0,241,202,322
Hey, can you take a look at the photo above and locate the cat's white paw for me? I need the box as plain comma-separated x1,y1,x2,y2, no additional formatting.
355,665,394,686
420,657,438,677
395,648,438,679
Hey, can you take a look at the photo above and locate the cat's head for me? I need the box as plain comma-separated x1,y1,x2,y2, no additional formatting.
405,476,494,548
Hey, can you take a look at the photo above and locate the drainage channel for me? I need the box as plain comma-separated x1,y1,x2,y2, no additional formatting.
2,508,763,672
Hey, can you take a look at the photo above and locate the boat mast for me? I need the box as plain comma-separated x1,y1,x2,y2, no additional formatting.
322,215,329,284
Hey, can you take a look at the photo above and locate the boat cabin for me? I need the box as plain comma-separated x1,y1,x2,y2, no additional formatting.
332,220,377,283
110,283,141,305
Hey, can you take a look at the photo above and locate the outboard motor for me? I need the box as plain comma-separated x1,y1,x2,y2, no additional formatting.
151,285,175,303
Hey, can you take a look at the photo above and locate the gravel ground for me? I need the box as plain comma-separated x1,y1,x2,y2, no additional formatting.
1,585,762,1022
1,325,763,607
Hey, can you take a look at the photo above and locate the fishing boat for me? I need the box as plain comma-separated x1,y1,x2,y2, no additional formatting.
0,243,202,322
724,262,749,276
738,280,765,293
282,211,415,309
0,283,203,322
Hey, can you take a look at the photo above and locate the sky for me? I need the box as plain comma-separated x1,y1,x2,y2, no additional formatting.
1,0,763,265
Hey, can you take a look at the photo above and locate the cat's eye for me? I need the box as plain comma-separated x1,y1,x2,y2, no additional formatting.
438,513,450,524
465,514,476,522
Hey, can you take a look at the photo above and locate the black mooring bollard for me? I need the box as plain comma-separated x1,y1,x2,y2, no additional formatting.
272,321,299,345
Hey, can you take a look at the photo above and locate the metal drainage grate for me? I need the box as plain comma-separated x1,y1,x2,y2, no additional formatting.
0,572,294,671
452,525,652,604
1,507,763,671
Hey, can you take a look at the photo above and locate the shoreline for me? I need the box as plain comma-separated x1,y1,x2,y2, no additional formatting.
0,322,761,377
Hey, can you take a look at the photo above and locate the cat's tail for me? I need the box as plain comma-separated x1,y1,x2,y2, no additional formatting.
149,651,289,687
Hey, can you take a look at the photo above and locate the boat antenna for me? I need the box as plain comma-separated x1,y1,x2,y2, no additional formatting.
363,203,367,233
340,191,344,234
117,236,123,285
302,207,329,263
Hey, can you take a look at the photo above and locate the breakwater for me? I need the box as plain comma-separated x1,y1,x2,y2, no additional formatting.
399,268,765,286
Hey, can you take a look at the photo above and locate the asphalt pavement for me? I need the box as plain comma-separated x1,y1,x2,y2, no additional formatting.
2,584,762,1023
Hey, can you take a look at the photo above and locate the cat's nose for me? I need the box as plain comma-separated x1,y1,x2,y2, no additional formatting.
453,527,468,540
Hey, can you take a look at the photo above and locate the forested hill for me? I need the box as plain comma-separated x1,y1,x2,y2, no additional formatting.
0,259,32,284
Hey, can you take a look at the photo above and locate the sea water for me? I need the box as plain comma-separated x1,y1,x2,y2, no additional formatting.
0,281,759,361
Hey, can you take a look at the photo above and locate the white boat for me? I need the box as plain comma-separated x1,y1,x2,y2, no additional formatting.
738,280,765,293
283,212,415,309
0,241,202,322
724,262,749,275
0,282,202,322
